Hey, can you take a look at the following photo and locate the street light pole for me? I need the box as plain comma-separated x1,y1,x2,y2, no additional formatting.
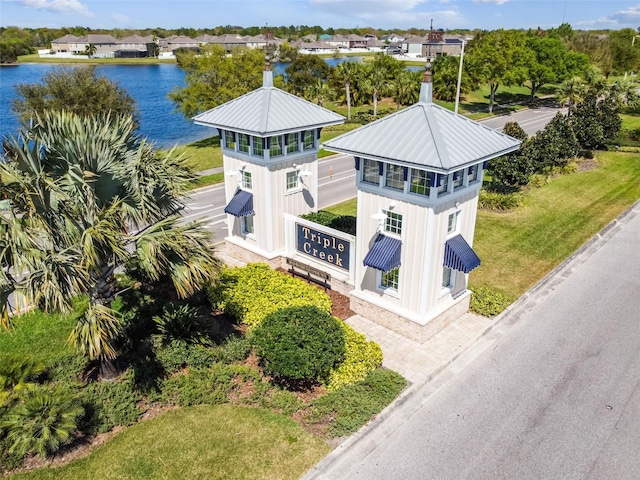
454,39,465,114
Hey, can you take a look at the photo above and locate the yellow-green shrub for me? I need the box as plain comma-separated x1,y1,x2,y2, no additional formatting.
207,263,332,328
325,321,383,391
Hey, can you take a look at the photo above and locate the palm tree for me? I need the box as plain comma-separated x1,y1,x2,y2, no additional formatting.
0,110,220,377
305,78,333,107
84,43,97,58
556,76,587,114
367,67,387,117
335,61,360,120
393,70,421,110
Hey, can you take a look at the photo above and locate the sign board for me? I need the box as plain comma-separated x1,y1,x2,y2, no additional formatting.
296,223,350,271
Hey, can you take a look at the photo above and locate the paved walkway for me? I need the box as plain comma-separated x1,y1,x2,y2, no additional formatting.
347,313,493,384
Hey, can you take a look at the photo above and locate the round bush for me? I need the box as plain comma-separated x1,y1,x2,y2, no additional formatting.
252,306,346,383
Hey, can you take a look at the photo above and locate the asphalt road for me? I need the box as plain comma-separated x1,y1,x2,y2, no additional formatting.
311,206,640,480
181,105,563,242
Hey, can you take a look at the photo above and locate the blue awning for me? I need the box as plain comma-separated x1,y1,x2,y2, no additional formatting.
224,189,254,217
363,234,402,272
444,234,481,273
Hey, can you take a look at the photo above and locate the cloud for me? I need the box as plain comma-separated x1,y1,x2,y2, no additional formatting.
472,0,509,5
309,0,467,28
309,0,429,15
576,5,640,29
11,0,92,16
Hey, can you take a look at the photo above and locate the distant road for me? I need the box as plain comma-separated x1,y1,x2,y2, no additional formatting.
182,105,565,242
479,105,566,137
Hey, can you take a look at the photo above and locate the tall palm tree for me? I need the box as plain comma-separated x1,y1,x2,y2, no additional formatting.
0,110,220,377
393,70,421,110
335,61,360,120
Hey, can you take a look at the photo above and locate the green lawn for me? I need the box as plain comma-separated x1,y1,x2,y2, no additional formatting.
169,135,222,173
325,151,640,300
620,112,640,131
8,404,330,480
0,297,87,366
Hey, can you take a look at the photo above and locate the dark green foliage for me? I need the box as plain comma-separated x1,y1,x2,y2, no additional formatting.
308,368,406,437
528,113,580,171
503,121,528,142
252,306,346,383
285,55,332,97
209,335,252,364
1,386,83,459
153,364,236,407
487,145,534,188
79,372,142,434
571,96,606,150
12,66,138,124
300,211,357,235
470,286,515,317
153,303,212,346
154,339,214,373
0,355,44,397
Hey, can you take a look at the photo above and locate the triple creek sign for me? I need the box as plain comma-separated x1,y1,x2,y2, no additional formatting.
296,223,350,271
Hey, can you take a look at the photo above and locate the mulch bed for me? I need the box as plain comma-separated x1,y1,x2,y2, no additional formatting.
276,267,354,320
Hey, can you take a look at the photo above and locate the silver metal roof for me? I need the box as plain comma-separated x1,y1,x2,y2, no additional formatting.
322,102,521,172
193,72,345,136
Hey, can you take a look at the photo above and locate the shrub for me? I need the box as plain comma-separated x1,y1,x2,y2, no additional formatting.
0,355,45,404
469,286,515,317
154,339,214,373
252,306,346,383
478,190,524,211
209,264,332,328
153,303,212,346
309,368,406,437
1,386,83,459
300,211,356,235
153,363,236,407
210,335,252,364
79,371,142,434
325,322,383,391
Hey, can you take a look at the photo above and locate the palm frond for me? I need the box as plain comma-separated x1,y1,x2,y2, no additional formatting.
68,303,121,360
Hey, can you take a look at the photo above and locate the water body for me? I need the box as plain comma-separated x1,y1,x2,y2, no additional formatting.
0,56,388,148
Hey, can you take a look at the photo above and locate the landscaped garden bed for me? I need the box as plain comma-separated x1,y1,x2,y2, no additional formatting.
0,264,406,478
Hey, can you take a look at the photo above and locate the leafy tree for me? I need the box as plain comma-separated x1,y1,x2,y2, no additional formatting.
0,27,33,64
569,91,623,151
528,113,580,171
523,35,588,103
569,31,613,77
608,28,640,75
466,29,529,113
486,122,532,188
285,54,332,97
431,55,472,102
12,66,138,125
170,44,264,118
277,41,299,62
0,111,220,377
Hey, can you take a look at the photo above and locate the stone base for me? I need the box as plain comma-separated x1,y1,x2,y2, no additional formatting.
349,292,472,343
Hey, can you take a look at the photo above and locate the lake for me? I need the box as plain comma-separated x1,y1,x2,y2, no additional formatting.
0,57,363,149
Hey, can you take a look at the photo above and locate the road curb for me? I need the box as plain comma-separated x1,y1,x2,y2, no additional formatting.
301,199,640,480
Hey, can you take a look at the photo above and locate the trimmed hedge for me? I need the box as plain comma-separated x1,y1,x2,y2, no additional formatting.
208,263,332,328
325,322,383,391
469,286,515,317
252,306,346,383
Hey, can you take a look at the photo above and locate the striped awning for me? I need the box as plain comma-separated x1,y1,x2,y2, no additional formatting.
444,234,481,273
224,189,254,217
363,234,402,272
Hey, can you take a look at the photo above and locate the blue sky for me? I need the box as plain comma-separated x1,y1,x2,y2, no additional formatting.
1,0,639,31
